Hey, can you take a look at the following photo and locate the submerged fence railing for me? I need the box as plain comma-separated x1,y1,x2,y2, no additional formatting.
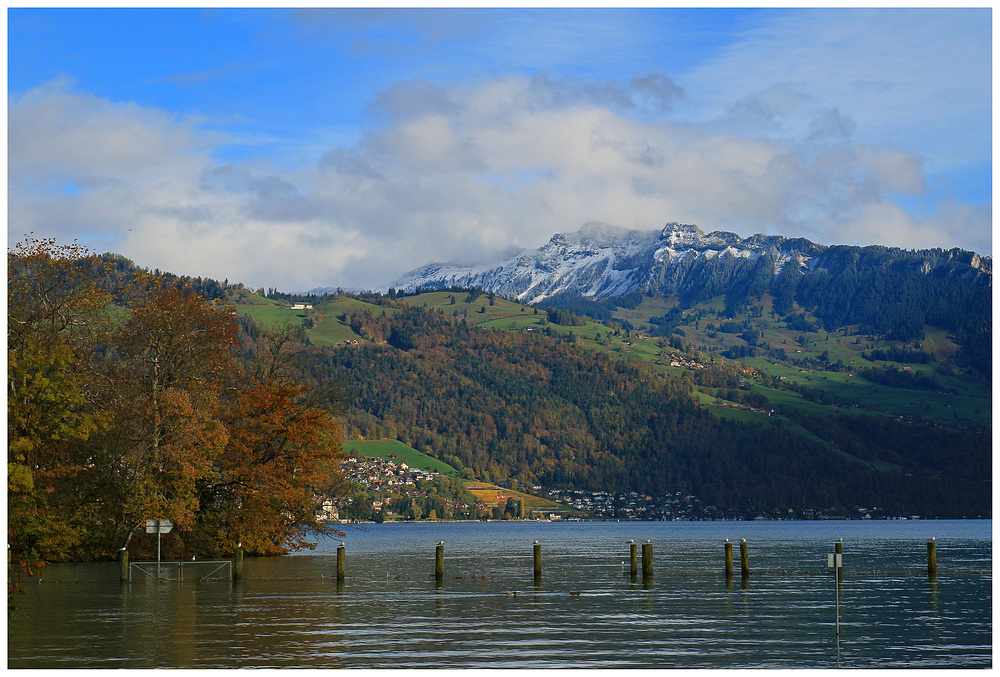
126,560,232,582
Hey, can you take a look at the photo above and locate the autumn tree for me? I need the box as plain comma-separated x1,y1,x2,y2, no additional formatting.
10,238,350,572
73,275,238,554
8,237,112,603
197,325,347,554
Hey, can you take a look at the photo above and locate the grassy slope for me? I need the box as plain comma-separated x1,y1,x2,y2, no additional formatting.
603,292,990,426
231,288,988,486
463,482,564,512
233,292,397,347
235,288,989,427
342,439,459,476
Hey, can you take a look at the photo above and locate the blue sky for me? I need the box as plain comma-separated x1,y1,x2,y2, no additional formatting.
8,8,992,291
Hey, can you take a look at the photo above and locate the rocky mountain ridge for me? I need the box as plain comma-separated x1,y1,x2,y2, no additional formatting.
392,222,991,305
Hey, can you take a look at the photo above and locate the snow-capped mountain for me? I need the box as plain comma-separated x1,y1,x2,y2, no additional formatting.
392,222,990,305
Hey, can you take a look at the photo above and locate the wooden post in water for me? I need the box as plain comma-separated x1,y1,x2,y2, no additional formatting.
119,547,129,582
629,540,638,578
724,539,734,578
337,542,346,581
533,540,542,580
927,538,937,577
740,538,750,579
435,541,445,580
641,540,653,579
233,543,244,582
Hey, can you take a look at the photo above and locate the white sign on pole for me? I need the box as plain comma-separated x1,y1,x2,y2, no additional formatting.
145,519,173,534
145,519,174,563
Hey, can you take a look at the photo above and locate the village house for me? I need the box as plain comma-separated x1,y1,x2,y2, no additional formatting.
316,499,339,521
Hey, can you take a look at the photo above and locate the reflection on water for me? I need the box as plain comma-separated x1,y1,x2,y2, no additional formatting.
8,520,991,668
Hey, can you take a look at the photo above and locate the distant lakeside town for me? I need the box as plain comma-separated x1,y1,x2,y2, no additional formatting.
330,453,920,523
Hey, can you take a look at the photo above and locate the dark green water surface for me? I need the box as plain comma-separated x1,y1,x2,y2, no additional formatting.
8,520,991,668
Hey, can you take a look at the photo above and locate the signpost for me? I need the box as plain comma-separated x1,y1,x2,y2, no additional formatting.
145,519,173,563
827,549,843,636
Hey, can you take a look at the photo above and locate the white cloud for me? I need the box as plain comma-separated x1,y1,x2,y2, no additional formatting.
8,67,990,292
9,77,217,187
825,200,991,254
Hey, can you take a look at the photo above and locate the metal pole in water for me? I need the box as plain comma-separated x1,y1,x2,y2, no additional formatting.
724,539,734,578
835,538,843,584
835,567,840,637
533,540,542,580
927,538,937,577
337,542,346,581
435,541,444,580
641,540,653,579
833,538,844,638
827,540,843,637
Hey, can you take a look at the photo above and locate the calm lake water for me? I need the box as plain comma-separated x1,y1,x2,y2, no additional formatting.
8,520,991,668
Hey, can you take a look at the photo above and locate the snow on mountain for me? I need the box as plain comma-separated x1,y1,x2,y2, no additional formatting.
392,221,659,304
391,222,990,304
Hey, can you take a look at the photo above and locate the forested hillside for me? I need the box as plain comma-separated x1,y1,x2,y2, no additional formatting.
297,302,990,518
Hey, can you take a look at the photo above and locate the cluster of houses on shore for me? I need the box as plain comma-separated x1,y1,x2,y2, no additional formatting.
317,455,443,522
317,452,890,523
341,455,440,489
544,488,705,520
327,455,490,521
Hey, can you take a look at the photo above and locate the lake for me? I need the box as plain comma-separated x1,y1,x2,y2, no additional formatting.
7,520,991,668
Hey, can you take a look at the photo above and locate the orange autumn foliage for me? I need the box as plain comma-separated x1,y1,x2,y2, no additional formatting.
9,238,346,570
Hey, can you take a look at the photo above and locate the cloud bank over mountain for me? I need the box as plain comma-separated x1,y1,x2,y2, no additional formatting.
8,9,991,291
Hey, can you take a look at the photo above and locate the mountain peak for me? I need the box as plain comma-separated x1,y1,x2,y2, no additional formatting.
660,222,705,246
392,222,990,304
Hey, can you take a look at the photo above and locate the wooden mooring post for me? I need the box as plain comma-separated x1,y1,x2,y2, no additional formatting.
337,542,346,581
119,547,129,582
641,540,653,579
435,541,445,580
724,539,734,578
533,541,542,580
233,543,244,582
927,538,937,577
740,538,750,579
629,540,638,578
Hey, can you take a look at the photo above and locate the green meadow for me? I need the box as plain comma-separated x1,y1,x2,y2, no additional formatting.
231,287,989,429
233,291,397,347
342,439,459,477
